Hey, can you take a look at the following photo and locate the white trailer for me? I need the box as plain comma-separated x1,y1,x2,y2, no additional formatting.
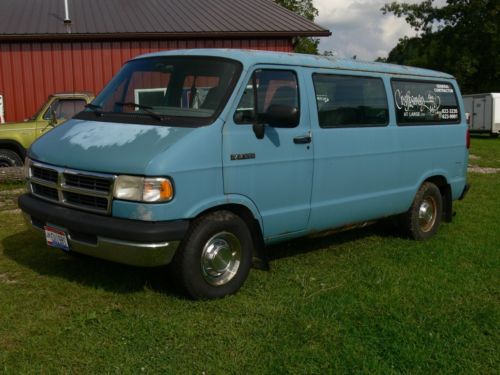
463,93,500,137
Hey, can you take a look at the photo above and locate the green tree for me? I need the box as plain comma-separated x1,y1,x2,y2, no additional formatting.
381,0,499,93
274,0,320,54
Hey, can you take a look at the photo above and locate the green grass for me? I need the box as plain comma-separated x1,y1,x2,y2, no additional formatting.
0,180,24,191
1,139,499,373
469,135,500,168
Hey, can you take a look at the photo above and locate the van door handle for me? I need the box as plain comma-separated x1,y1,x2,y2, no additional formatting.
293,135,312,144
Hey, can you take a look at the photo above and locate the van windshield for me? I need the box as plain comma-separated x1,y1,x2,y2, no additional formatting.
76,56,242,126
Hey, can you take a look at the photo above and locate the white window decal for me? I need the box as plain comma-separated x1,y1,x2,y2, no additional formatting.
392,80,459,124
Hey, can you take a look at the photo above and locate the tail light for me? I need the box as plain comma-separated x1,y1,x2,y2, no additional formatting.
466,128,470,149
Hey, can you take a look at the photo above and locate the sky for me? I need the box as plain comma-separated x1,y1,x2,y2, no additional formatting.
313,0,435,61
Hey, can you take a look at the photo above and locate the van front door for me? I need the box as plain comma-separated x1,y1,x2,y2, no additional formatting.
222,68,313,240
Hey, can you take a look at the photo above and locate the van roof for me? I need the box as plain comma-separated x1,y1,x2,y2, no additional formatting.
135,49,455,80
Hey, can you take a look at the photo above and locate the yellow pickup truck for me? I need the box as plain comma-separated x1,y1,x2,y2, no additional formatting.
0,92,94,167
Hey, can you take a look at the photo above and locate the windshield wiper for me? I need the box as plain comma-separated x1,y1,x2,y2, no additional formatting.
85,103,104,116
114,102,165,121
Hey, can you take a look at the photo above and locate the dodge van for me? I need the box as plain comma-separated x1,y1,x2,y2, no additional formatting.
19,50,469,299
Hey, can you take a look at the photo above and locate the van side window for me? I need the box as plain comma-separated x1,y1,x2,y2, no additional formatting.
313,74,388,128
234,70,299,126
391,80,460,124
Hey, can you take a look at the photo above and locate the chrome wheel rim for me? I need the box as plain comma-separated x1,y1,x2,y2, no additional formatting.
201,232,241,286
418,196,437,232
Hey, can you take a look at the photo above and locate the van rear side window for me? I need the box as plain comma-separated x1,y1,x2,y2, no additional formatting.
391,80,460,125
312,74,388,128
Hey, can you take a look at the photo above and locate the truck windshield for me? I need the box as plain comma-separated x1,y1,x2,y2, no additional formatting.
30,101,49,121
76,56,242,126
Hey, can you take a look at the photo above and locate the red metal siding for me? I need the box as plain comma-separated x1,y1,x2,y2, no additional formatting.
0,38,293,122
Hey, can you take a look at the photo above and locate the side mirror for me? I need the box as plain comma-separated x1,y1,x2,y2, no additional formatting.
265,104,299,128
49,107,57,126
252,123,265,139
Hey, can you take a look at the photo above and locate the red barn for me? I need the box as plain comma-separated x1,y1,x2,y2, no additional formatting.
0,0,330,122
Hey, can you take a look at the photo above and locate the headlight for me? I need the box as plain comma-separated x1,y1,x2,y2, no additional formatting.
113,176,174,202
142,178,174,202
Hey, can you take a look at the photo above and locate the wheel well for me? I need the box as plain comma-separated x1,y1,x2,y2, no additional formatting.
425,175,452,222
0,141,26,160
194,204,267,268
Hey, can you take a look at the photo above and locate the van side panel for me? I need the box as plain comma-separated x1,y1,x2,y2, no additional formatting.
394,126,467,201
309,126,407,230
307,71,467,233
307,70,406,232
389,78,468,203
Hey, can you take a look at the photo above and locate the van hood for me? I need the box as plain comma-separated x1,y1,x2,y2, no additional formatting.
29,119,198,175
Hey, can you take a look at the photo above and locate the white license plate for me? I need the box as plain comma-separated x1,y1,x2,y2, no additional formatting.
44,225,70,252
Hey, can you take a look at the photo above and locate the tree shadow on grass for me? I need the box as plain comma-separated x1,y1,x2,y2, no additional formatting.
2,229,183,298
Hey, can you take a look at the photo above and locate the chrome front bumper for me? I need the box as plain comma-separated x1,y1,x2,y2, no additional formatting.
19,193,189,267
25,214,180,267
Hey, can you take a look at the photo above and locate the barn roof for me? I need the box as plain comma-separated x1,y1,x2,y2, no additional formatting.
0,0,331,41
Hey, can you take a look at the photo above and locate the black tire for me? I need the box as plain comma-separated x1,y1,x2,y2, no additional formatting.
0,149,23,168
171,210,253,299
402,182,443,240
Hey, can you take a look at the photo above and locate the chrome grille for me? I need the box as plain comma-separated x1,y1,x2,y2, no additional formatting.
32,165,58,183
29,161,116,215
31,183,59,200
63,173,112,192
63,191,109,210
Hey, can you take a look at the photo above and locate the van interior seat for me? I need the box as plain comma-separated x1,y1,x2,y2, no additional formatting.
200,87,222,110
319,104,359,126
266,86,297,110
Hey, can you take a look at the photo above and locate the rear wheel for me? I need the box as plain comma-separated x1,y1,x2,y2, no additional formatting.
171,210,253,299
0,149,23,168
402,182,442,240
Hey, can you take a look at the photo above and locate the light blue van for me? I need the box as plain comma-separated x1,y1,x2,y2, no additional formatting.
19,49,469,299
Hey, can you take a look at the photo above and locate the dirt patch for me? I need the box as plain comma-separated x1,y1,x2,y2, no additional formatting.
0,167,24,183
0,273,18,284
468,165,500,174
467,154,499,173
0,188,24,212
0,188,24,196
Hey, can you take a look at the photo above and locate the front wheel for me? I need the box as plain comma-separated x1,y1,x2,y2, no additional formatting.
0,149,23,168
171,210,253,299
402,182,443,240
